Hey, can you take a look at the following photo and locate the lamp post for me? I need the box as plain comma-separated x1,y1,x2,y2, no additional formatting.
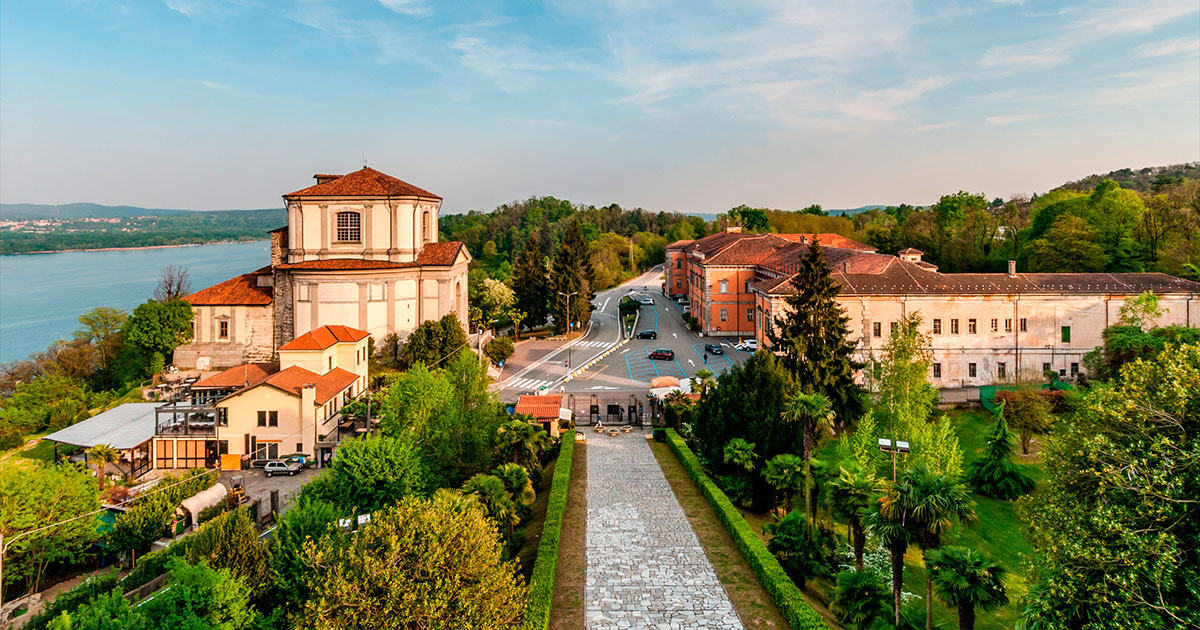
558,290,578,372
877,438,911,482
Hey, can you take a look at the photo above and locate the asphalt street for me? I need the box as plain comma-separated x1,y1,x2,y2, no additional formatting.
497,266,754,400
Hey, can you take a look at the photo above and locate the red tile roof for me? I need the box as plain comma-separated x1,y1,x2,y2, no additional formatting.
778,233,876,252
274,259,418,271
666,239,695,249
284,167,441,200
193,363,279,390
279,325,370,351
897,247,923,254
262,366,359,405
515,394,563,420
705,234,793,265
415,241,466,266
184,272,273,306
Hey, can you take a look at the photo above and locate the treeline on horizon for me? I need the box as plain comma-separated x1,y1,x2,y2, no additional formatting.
0,209,284,254
442,162,1200,292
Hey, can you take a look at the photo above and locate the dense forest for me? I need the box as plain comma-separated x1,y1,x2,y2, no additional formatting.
0,209,284,254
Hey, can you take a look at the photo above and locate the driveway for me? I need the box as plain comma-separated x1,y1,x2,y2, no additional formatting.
219,467,319,517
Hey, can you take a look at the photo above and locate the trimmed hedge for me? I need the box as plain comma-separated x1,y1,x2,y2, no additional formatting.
524,430,576,630
664,429,827,630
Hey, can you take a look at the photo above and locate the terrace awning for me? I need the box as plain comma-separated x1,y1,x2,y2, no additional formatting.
45,403,159,450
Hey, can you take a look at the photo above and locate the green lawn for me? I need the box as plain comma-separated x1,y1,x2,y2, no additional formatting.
728,409,1042,630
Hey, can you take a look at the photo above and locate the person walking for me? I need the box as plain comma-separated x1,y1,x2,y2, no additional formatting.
703,352,709,364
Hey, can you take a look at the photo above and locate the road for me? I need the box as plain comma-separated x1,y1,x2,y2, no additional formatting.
497,265,754,400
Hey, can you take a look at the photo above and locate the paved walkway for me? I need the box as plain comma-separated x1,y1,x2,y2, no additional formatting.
586,434,743,629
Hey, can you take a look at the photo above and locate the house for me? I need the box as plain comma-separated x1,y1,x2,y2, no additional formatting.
174,167,472,370
154,324,371,470
514,394,570,438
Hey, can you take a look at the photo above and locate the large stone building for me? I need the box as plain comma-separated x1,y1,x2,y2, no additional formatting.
175,167,471,369
669,227,1200,387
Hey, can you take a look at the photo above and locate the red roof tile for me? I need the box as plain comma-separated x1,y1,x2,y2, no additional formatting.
515,394,563,420
184,272,273,306
274,259,418,271
666,239,695,249
778,233,876,251
193,363,278,389
284,167,441,199
262,366,358,405
415,241,466,266
279,325,370,351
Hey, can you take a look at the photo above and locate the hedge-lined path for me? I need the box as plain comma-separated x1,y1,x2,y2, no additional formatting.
585,434,743,629
550,441,587,630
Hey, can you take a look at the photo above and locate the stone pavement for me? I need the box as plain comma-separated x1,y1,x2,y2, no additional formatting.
586,433,743,629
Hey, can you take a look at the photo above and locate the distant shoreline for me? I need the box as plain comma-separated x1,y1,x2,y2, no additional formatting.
3,238,269,256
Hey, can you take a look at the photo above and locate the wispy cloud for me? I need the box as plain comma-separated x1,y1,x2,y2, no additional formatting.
199,80,230,89
378,0,430,18
985,114,1040,125
981,0,1198,70
1135,36,1200,58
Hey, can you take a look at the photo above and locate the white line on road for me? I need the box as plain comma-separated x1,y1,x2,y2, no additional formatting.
621,348,631,354
672,333,678,338
688,359,695,366
600,297,610,313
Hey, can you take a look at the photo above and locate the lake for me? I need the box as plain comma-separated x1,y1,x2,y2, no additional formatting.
0,241,271,363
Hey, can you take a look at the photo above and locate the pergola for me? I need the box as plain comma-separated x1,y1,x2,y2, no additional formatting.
45,403,158,479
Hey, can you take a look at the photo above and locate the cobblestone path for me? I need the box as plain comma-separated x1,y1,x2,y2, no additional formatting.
586,434,743,629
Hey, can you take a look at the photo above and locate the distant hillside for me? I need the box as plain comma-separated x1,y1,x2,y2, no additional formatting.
0,202,279,220
0,208,285,254
1056,162,1200,195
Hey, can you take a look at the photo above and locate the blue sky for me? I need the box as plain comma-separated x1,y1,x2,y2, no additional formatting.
1,0,1197,213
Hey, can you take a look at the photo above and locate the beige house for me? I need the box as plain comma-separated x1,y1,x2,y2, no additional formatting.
154,324,370,469
175,167,471,370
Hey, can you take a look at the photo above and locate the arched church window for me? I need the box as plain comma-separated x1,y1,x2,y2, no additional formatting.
422,211,431,243
336,211,361,243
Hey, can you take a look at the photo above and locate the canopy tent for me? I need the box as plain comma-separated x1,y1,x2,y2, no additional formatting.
649,376,680,388
649,378,694,399
178,483,228,519
45,403,158,450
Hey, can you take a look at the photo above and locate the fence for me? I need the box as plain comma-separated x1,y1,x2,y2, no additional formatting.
561,393,652,427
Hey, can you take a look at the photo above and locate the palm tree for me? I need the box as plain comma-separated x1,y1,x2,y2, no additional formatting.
86,444,121,490
780,392,835,520
690,369,715,397
928,546,1009,630
495,463,536,506
496,417,550,467
882,464,978,630
462,473,520,541
762,454,805,514
831,569,891,628
722,438,758,473
827,463,875,570
864,492,913,627
663,390,693,429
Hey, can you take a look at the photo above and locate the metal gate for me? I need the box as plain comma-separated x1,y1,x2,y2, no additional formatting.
568,394,646,427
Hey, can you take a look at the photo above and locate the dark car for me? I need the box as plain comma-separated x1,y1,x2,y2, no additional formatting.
704,343,724,355
636,330,657,339
648,348,675,361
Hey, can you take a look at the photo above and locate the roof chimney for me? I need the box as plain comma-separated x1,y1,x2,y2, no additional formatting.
842,261,850,274
313,173,342,185
1007,260,1017,278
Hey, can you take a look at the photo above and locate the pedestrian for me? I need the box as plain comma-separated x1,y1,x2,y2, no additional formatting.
703,352,708,364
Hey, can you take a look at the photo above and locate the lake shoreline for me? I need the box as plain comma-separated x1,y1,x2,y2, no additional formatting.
2,238,270,256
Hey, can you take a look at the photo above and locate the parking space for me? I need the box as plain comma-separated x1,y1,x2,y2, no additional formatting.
219,466,319,515
691,342,733,372
624,351,687,382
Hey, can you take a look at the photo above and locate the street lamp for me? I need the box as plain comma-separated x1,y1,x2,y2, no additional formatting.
878,438,911,482
558,290,578,371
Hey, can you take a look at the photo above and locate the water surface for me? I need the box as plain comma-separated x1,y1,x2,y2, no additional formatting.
0,241,270,363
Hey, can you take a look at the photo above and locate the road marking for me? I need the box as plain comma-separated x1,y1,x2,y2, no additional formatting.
672,333,678,338
600,297,610,312
688,359,695,366
621,348,631,354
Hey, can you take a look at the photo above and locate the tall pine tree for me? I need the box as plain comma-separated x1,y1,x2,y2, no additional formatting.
511,230,550,327
768,241,866,424
550,219,594,334
966,402,1035,500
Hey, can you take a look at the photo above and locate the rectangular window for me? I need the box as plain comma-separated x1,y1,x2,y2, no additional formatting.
932,319,942,335
968,363,977,378
296,442,304,454
932,363,942,378
744,280,752,293
269,411,278,427
1071,362,1079,375
176,440,206,469
720,308,728,322
1061,326,1071,342
873,322,882,337
1043,362,1051,373
218,440,229,455
720,280,728,294
968,319,977,334
746,308,753,322
951,319,959,334
991,318,998,332
1020,318,1028,332
155,440,174,468
335,211,361,242
891,321,898,334
675,280,682,288
998,362,1006,379
675,259,682,269
257,411,267,427
1005,318,1013,333
218,320,229,340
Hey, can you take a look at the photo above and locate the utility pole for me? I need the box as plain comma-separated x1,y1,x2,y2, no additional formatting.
558,290,578,372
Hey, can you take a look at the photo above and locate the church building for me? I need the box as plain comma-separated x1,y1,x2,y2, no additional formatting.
175,167,471,370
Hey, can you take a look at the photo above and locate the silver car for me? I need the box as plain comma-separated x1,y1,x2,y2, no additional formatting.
263,460,303,477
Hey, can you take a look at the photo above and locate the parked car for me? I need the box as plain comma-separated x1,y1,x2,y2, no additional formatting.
263,460,303,477
681,304,691,314
648,348,675,360
704,343,724,355
636,330,658,339
637,296,654,305
733,339,758,351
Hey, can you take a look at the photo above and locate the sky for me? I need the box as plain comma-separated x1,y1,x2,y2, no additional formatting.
1,0,1197,214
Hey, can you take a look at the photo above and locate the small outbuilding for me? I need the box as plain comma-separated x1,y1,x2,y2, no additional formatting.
514,394,570,438
44,403,158,478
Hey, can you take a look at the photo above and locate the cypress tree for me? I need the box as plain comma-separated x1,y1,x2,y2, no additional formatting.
768,241,866,424
550,219,594,334
967,402,1035,500
512,230,550,327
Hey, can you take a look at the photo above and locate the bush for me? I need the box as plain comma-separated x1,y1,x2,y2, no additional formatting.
664,429,826,630
524,430,575,630
765,511,838,588
0,424,24,451
484,336,515,365
195,502,227,525
720,475,754,508
652,428,666,442
23,571,121,629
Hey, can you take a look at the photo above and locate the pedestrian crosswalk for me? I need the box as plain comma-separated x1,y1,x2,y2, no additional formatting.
503,377,555,391
576,340,616,348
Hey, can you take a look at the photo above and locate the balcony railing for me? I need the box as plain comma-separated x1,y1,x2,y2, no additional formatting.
155,402,224,437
